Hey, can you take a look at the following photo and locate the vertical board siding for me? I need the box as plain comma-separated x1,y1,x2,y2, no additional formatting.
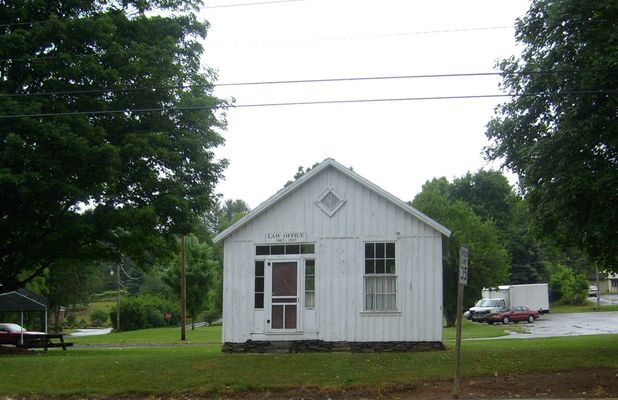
222,166,444,343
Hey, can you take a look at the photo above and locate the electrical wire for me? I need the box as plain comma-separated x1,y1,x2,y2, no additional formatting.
0,25,512,63
120,265,142,280
2,70,614,99
1,89,615,119
203,0,306,9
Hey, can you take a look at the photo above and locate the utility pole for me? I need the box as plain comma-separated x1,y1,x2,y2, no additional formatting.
453,247,468,399
180,235,187,341
116,262,121,332
596,265,600,311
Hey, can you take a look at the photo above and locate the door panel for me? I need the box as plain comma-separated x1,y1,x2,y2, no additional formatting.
270,261,298,331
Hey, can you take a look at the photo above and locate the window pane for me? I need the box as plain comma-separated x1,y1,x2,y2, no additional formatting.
365,243,374,258
376,243,385,258
305,291,315,308
271,245,285,255
286,245,300,254
272,305,283,329
375,259,385,274
301,244,315,254
256,246,269,256
255,261,264,276
272,263,297,296
386,242,395,258
255,277,264,292
364,276,396,311
386,259,396,274
365,260,374,274
284,305,297,329
255,293,264,309
305,260,315,275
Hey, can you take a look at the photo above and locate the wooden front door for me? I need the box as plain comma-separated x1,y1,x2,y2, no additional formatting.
270,261,298,331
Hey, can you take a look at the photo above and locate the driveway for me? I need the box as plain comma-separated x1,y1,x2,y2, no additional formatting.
504,311,618,339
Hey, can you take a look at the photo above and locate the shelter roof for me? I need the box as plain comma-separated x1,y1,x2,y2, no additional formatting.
0,289,49,312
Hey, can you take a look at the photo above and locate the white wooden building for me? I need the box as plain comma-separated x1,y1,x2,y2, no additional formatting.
213,158,451,352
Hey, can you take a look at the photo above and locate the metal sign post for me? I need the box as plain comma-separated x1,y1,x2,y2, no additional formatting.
453,247,468,398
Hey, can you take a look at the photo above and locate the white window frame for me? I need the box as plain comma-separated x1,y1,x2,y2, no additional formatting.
363,241,398,312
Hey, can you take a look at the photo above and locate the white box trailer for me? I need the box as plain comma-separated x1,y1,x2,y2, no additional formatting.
482,283,550,313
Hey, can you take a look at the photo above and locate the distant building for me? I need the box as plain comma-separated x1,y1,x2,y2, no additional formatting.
214,158,451,352
587,272,618,294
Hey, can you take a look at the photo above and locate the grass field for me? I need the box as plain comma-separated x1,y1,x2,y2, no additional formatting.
69,301,115,325
3,321,618,397
550,302,618,313
1,331,617,397
68,318,512,346
71,325,222,346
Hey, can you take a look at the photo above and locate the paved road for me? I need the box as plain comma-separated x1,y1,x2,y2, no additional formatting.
504,311,618,339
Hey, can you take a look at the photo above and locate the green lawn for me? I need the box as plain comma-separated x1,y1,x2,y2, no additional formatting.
443,318,525,340
69,301,115,325
550,302,618,313
1,333,616,397
72,325,222,346
72,320,505,346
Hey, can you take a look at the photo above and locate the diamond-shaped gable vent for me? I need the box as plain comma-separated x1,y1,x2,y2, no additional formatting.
316,189,346,217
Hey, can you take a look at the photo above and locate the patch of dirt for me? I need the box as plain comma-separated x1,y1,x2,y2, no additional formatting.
2,369,616,399
0,345,35,355
214,369,618,399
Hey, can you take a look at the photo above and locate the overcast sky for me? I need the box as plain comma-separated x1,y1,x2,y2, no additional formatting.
199,0,530,208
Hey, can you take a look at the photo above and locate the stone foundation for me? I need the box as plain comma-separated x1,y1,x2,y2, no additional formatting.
222,340,445,353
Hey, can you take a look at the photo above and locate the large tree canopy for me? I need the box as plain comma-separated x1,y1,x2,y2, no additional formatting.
412,177,510,326
0,0,227,292
485,0,617,272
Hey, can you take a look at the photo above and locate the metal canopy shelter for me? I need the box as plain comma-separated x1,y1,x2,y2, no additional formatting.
0,289,49,336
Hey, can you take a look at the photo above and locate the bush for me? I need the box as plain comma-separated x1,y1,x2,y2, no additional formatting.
109,294,179,331
548,263,589,305
65,313,77,328
90,309,109,327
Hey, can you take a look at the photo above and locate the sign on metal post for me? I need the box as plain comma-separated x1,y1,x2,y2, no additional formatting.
459,247,468,285
453,246,469,398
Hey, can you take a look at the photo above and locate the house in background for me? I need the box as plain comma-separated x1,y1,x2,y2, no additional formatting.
213,158,451,352
587,272,618,294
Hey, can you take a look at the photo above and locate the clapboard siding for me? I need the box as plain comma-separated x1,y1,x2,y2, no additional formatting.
220,161,446,344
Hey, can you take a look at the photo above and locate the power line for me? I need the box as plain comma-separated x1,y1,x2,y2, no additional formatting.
203,0,306,8
0,25,512,63
1,89,615,119
0,0,305,25
1,70,614,99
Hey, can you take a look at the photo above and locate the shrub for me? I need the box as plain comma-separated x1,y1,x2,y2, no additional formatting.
548,263,589,305
109,294,179,331
90,309,109,327
65,313,77,328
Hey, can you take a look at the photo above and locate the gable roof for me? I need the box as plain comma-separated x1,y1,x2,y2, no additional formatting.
0,289,48,312
213,158,451,243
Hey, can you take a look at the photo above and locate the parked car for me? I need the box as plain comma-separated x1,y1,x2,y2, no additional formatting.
588,285,599,297
469,298,508,322
486,306,540,324
0,323,46,346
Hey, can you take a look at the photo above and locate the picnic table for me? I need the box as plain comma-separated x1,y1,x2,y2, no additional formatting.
20,334,73,351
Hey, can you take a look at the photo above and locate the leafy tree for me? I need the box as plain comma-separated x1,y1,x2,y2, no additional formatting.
283,162,320,187
164,235,220,328
485,0,618,272
412,178,510,326
450,170,548,284
0,0,227,292
43,261,103,331
211,199,250,233
547,262,588,305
